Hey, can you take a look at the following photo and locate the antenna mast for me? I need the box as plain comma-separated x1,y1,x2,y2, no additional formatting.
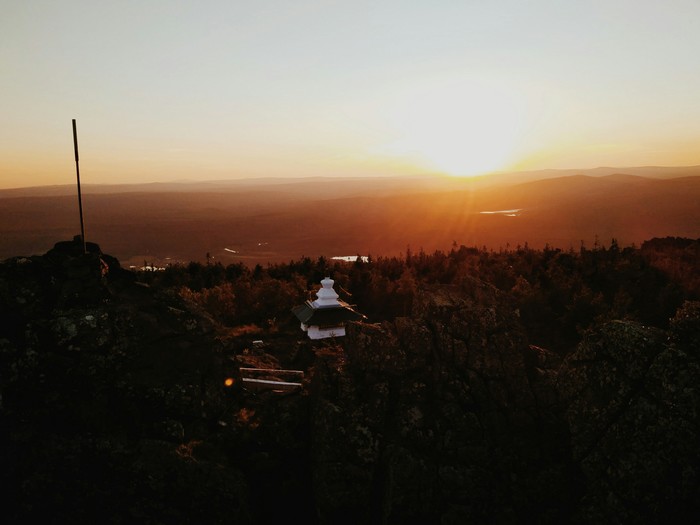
72,119,87,254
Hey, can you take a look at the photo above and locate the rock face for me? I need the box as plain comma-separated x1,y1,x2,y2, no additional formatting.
310,279,578,523
558,307,700,523
0,239,251,523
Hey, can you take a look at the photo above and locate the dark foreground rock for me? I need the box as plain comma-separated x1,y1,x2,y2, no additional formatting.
558,306,700,523
0,240,251,523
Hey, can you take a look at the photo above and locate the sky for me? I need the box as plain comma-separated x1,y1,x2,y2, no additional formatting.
2,0,700,189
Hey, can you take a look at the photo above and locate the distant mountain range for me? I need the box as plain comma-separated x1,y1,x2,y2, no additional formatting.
2,165,700,197
1,166,699,266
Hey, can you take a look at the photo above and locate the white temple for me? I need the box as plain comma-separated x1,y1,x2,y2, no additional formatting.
292,277,365,339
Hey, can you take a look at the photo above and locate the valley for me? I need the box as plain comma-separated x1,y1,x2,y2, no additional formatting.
1,169,699,267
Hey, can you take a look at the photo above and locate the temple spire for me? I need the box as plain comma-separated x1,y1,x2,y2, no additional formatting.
312,277,340,308
292,277,365,339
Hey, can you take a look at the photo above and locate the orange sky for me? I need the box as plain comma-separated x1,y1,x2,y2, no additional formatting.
2,1,700,189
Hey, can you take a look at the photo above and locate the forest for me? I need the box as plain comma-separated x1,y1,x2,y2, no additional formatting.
143,236,700,356
2,235,699,523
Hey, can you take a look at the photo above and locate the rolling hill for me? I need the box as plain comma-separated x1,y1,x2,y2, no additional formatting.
1,171,699,267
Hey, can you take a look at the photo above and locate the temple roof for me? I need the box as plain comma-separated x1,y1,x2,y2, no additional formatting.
292,301,365,326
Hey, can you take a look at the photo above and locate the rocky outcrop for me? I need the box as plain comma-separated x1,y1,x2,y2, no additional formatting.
558,305,700,523
0,239,251,523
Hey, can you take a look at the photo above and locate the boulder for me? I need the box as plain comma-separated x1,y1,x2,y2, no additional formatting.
558,311,700,523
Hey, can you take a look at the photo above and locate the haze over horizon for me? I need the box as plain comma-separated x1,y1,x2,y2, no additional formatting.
3,1,700,190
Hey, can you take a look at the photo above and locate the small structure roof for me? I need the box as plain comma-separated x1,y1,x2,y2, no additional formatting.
292,301,365,326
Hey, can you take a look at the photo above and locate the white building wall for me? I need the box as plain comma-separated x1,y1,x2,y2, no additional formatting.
302,323,346,340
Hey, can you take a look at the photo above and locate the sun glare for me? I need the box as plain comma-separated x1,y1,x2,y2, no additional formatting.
379,77,528,177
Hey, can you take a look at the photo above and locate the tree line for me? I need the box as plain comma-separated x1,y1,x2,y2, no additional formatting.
143,237,699,355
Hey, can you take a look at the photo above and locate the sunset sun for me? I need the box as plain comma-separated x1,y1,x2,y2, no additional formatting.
380,78,527,177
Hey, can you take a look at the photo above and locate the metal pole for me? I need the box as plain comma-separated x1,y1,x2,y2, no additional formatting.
72,119,87,254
